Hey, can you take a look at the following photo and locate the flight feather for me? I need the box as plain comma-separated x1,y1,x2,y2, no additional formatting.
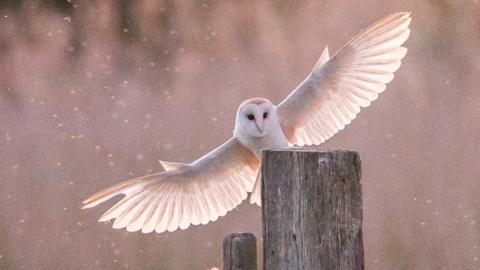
277,12,411,146
82,138,259,233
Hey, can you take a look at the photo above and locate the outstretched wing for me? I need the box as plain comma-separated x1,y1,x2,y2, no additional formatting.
82,138,259,233
277,12,411,146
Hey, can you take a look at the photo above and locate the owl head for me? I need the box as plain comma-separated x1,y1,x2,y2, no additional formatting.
234,98,277,138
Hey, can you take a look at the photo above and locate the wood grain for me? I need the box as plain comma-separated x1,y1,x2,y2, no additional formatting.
262,150,363,270
223,233,257,270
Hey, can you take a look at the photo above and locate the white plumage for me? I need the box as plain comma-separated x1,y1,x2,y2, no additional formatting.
82,12,411,233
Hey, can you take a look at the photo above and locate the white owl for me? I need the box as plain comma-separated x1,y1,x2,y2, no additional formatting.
82,12,411,233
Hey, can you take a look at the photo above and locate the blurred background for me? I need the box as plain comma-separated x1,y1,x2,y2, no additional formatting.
0,0,479,269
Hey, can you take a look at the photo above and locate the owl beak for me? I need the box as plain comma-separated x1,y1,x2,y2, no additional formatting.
255,119,264,134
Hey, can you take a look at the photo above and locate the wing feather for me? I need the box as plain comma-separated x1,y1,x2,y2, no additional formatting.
82,138,259,233
278,12,411,145
127,185,162,232
156,192,175,233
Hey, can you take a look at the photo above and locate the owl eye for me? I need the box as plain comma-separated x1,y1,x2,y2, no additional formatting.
263,112,268,119
247,114,255,121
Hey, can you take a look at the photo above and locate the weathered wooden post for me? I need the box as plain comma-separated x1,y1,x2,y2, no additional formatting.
223,233,257,270
262,150,363,270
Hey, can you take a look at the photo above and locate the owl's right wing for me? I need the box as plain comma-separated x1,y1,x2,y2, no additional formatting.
82,138,259,233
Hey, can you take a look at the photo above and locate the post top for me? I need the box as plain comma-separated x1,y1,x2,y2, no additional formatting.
263,148,359,155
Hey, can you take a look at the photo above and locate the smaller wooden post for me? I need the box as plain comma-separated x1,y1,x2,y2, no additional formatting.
223,233,257,270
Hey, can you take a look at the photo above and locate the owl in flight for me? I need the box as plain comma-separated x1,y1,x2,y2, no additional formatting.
82,12,411,233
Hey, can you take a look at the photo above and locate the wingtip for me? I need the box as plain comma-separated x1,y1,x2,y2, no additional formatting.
81,196,96,209
81,193,103,209
394,11,411,17
81,199,100,209
399,11,412,20
403,12,412,26
81,197,93,205
98,214,112,223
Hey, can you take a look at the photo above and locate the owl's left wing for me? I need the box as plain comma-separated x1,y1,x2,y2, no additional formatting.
277,12,411,146
82,137,259,233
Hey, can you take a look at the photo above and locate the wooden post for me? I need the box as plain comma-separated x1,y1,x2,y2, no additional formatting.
223,233,257,270
262,150,363,270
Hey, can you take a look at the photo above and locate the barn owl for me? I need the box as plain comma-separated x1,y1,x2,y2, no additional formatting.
82,12,411,233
